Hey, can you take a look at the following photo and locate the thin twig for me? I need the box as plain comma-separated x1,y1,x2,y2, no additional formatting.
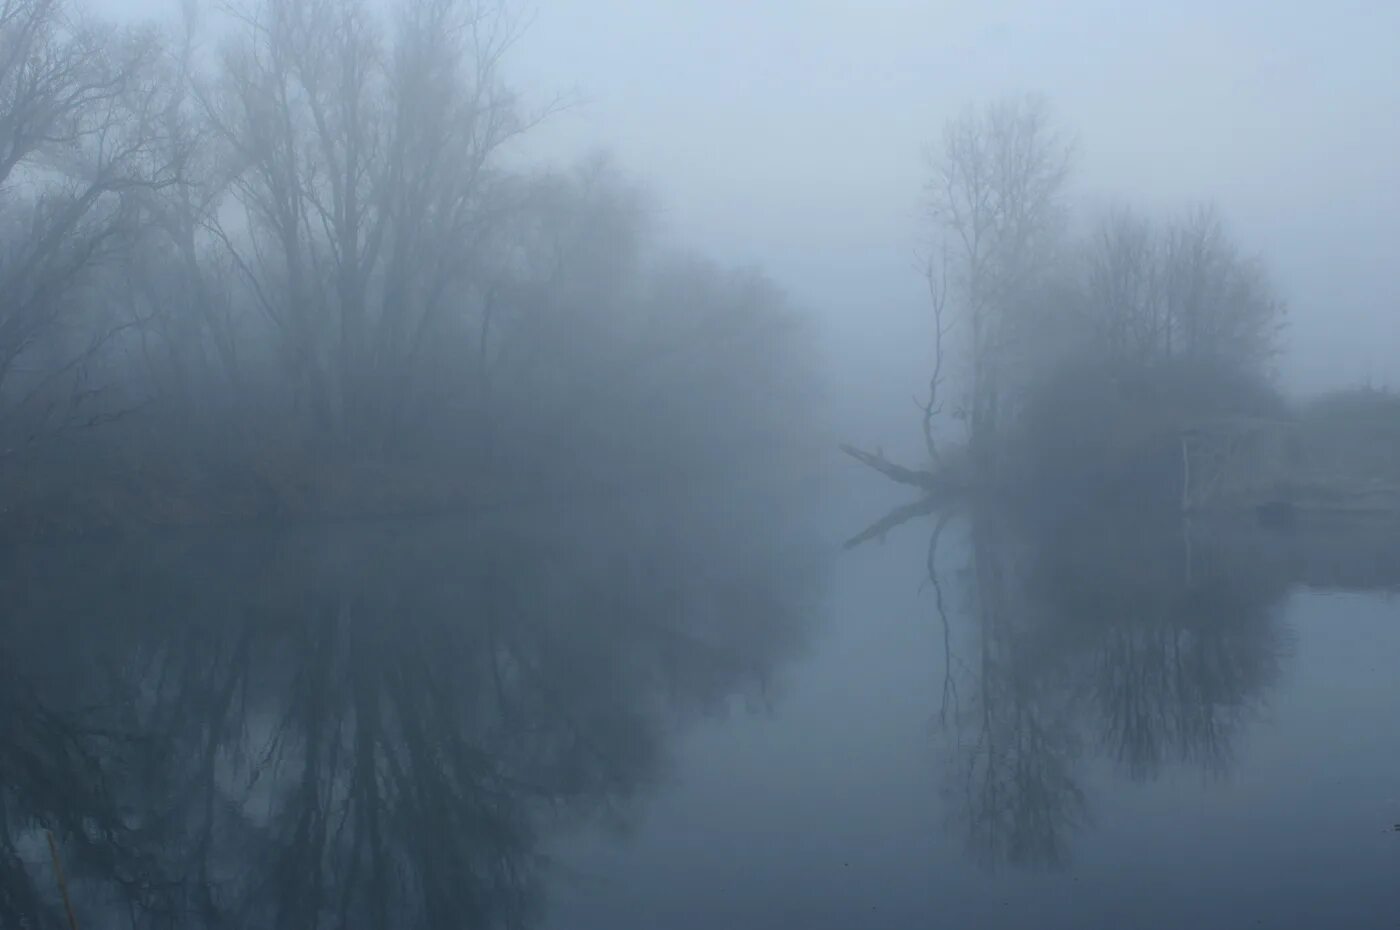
46,829,79,930
920,249,951,464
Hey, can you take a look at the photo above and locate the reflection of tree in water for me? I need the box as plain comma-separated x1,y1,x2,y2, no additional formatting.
0,501,818,928
852,503,1294,869
1040,516,1291,785
944,515,1090,870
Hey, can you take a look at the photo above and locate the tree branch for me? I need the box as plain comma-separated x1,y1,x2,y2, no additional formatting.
839,443,941,492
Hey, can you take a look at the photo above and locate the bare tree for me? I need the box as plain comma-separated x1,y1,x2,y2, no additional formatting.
925,94,1071,472
1161,204,1283,371
918,250,951,463
840,97,1069,492
1083,206,1162,361
202,0,540,451
1082,203,1284,373
125,5,244,406
0,0,184,450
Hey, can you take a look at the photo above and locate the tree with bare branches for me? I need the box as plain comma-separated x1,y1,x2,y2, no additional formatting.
1083,203,1284,372
200,0,548,452
0,0,184,452
842,95,1070,493
925,94,1072,474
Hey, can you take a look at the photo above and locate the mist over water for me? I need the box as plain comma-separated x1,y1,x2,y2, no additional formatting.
5,477,1399,928
0,482,821,927
1,0,1397,926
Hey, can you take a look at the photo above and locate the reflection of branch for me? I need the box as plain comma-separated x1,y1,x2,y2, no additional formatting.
45,831,79,930
844,495,940,549
919,250,951,464
925,513,959,728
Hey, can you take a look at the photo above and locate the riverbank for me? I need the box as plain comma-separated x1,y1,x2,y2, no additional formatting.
0,448,486,543
846,385,1400,521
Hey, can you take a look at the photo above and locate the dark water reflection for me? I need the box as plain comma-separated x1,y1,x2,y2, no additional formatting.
4,490,1400,928
929,510,1296,870
0,494,819,929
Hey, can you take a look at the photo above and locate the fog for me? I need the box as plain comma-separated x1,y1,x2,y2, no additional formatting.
497,1,1399,420
3,0,1398,927
94,0,1400,434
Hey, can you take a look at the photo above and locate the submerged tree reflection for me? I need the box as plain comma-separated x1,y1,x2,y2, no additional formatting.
0,500,818,928
852,502,1314,869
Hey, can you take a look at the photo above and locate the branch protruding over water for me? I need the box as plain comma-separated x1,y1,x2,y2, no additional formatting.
839,444,942,492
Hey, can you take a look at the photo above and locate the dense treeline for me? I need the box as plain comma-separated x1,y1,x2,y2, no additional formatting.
918,97,1283,482
0,0,816,535
854,95,1395,514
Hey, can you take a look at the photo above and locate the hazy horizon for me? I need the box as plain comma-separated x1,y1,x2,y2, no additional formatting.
5,3,1399,924
95,0,1399,445
506,0,1398,404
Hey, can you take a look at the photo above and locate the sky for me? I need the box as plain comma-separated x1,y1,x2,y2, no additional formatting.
500,0,1400,423
103,0,1400,444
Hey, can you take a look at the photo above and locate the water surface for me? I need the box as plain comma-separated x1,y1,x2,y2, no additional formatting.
2,484,1397,928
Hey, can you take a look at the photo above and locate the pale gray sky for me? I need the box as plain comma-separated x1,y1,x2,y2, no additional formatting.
103,0,1400,436
504,0,1398,405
